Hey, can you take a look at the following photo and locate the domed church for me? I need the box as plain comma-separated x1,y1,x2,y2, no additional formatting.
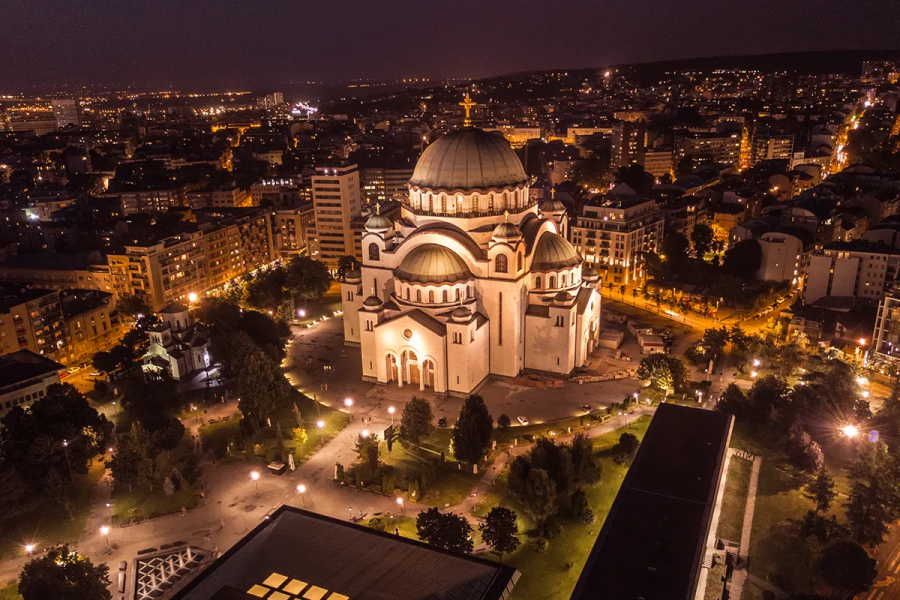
341,115,601,396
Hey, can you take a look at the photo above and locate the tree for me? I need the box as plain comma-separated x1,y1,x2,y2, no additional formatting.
91,351,119,374
120,370,179,428
399,397,434,449
285,256,332,305
416,507,474,554
235,347,291,430
336,255,361,282
18,544,111,600
690,223,714,258
479,507,520,562
702,327,730,357
568,156,611,190
354,433,379,472
614,163,654,194
0,384,112,485
109,422,154,493
661,232,690,268
723,239,763,280
611,432,640,465
785,423,824,472
117,294,150,320
521,468,557,525
846,441,900,546
636,354,687,393
452,395,493,464
497,414,511,430
806,467,837,514
571,488,595,524
817,540,877,598
292,427,308,448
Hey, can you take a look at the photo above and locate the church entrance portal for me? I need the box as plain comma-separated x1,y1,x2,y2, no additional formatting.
403,350,421,386
422,359,435,390
386,354,399,383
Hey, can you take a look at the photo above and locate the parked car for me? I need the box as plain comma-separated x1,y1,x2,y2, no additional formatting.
66,366,80,374
438,417,447,428
517,416,529,425
579,404,592,412
90,371,101,377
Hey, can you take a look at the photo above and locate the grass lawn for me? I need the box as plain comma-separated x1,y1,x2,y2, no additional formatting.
111,432,201,524
294,284,343,326
473,415,653,600
0,458,104,560
0,583,20,600
199,412,242,459
357,515,419,539
728,422,853,596
716,456,752,543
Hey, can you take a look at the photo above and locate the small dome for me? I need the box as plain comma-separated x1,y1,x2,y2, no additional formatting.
365,213,392,231
345,269,362,282
540,198,566,213
451,305,472,322
532,232,582,271
409,128,527,191
394,244,473,284
492,221,521,240
553,290,574,305
362,295,383,309
581,265,600,282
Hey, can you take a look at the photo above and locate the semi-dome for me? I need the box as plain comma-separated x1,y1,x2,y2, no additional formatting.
362,295,383,309
365,202,392,232
492,221,522,240
540,198,566,213
451,305,472,322
409,128,528,192
394,244,473,284
531,232,582,271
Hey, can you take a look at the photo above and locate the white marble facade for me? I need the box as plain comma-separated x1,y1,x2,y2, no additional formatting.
341,126,601,396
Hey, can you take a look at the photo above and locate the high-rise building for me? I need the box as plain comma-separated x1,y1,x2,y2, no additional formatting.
8,114,57,135
749,129,794,167
51,98,81,129
309,164,361,267
872,282,900,368
0,288,70,362
272,204,315,255
361,166,416,205
642,148,673,178
804,240,900,305
611,120,646,168
571,194,664,285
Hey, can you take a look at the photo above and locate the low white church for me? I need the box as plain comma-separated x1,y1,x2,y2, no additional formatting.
341,121,601,396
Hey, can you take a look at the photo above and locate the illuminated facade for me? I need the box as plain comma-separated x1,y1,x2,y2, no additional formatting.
342,125,601,395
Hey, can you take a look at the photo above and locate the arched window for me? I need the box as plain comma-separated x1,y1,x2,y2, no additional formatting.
405,288,410,300
467,285,472,298
495,254,508,273
473,195,479,213
536,276,542,289
488,195,494,212
561,274,567,287
416,289,422,302
517,253,523,271
442,290,448,303
368,243,379,261
428,290,435,303
549,275,556,288
456,195,463,213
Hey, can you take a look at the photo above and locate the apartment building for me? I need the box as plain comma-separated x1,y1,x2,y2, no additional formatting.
611,120,646,168
60,289,122,366
272,203,315,255
360,166,415,205
0,350,63,417
0,288,70,362
674,131,742,167
750,131,794,167
309,164,361,267
201,209,275,289
251,176,309,206
642,149,673,178
571,195,664,285
112,188,187,215
872,282,900,367
804,240,900,304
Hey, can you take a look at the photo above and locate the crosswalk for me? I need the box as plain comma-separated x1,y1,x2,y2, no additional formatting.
864,545,900,600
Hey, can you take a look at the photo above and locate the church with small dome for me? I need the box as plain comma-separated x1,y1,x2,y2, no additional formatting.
341,117,601,396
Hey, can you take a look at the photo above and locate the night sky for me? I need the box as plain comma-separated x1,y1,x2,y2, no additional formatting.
1,0,898,91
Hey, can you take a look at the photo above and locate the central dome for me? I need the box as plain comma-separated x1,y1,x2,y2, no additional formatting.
394,244,474,284
409,128,528,192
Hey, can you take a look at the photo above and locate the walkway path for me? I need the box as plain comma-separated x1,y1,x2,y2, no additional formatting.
729,454,762,600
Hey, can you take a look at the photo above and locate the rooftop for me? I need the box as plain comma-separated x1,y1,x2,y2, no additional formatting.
0,350,63,390
572,404,733,600
172,506,518,600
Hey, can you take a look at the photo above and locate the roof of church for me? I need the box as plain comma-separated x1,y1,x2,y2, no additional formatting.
401,221,485,260
531,232,582,271
576,287,595,313
394,244,474,284
378,308,447,337
409,127,527,192
162,303,190,313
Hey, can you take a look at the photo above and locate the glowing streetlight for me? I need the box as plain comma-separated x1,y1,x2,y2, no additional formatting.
632,392,639,400
863,390,870,399
753,358,760,367
859,338,867,345
188,292,198,303
297,309,307,318
388,406,396,425
751,371,758,378
316,419,325,429
99,526,111,553
250,471,261,497
856,377,868,386
24,544,34,555
296,484,307,507
396,496,405,514
344,397,353,408
361,429,370,438
841,425,859,439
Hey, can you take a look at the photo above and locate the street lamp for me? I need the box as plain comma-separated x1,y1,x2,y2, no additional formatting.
250,471,260,497
297,309,307,318
841,425,859,439
111,401,118,420
388,406,396,425
316,419,325,429
296,484,307,507
99,526,111,553
753,358,760,367
751,371,758,378
62,439,75,487
859,338,867,346
188,292,198,303
361,429,370,438
344,398,353,408
396,496,405,514
24,544,34,555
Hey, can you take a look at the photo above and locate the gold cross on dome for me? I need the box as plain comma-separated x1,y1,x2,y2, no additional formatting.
504,210,509,222
375,202,381,215
459,93,476,127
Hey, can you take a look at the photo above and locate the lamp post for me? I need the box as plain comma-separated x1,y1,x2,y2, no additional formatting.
388,406,395,425
250,471,260,498
344,398,353,409
62,439,75,487
99,526,111,554
296,484,307,508
111,400,119,420
396,496,405,515
24,544,34,555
